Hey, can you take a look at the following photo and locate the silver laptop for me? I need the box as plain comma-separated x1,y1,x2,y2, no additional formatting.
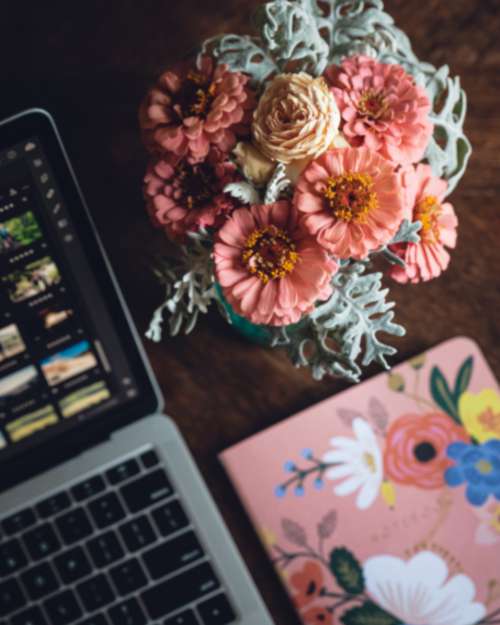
0,109,273,625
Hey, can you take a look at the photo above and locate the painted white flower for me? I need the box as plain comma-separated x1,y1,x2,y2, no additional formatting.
364,551,486,625
322,418,382,509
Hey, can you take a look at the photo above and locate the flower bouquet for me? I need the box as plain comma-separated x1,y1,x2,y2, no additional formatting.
140,0,470,382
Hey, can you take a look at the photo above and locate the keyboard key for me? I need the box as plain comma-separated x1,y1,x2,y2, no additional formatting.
0,578,25,616
54,546,92,584
0,538,27,575
141,562,220,620
44,589,82,625
88,493,125,529
143,530,204,580
2,508,36,535
164,609,198,625
71,475,106,502
79,614,109,625
140,449,159,469
197,593,236,625
106,459,140,485
23,523,60,560
56,508,93,545
119,515,155,552
152,500,188,537
11,604,49,625
21,561,59,601
36,492,71,518
79,615,109,625
109,558,148,596
77,574,115,612
108,597,147,625
87,531,124,568
121,470,173,514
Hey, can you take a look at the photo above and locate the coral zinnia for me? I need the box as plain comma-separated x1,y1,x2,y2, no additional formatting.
214,201,337,326
139,55,254,163
144,153,239,239
389,164,458,283
325,55,433,166
294,146,405,259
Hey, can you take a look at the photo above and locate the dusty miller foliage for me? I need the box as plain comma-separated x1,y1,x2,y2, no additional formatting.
148,0,469,380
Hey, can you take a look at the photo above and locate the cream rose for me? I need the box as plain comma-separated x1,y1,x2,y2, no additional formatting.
252,73,340,164
234,133,349,187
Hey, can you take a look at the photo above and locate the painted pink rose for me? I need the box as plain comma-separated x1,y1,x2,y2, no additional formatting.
139,55,254,163
325,55,433,166
214,201,337,326
294,146,405,259
384,412,470,489
389,164,458,283
144,153,240,239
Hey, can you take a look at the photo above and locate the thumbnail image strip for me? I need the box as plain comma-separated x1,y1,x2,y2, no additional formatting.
40,340,98,386
0,324,26,363
6,404,59,443
0,365,39,402
59,380,111,418
0,211,43,256
2,255,61,303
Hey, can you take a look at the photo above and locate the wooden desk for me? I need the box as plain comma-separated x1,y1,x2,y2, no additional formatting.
1,1,499,622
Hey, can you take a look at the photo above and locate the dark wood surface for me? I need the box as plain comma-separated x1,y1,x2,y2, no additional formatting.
1,2,499,623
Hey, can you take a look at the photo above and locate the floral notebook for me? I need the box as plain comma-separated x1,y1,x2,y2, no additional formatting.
220,337,500,625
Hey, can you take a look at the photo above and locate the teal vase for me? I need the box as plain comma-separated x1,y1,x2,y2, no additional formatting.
215,284,273,346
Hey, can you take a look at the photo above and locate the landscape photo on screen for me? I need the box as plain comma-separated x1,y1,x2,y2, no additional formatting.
40,340,98,386
0,365,41,405
0,211,43,256
2,256,61,303
6,404,59,442
59,380,111,418
37,302,74,332
0,324,26,363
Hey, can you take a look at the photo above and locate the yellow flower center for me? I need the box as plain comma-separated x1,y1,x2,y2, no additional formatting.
415,195,442,243
476,459,493,475
181,71,217,118
242,225,299,284
489,505,500,532
363,452,377,473
478,407,500,434
178,162,217,209
358,89,389,120
324,173,378,224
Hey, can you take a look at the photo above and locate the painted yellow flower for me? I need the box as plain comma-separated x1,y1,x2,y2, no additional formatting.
459,389,500,442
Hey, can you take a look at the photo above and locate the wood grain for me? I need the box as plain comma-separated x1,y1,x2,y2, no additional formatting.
1,1,499,622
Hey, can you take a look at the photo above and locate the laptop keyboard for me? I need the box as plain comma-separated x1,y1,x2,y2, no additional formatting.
0,450,237,625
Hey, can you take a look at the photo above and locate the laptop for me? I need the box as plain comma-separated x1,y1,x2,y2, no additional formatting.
0,109,273,625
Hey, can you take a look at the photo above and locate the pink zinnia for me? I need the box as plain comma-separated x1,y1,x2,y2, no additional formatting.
214,201,338,326
325,55,433,166
144,153,240,239
389,164,458,283
294,146,405,259
139,55,254,163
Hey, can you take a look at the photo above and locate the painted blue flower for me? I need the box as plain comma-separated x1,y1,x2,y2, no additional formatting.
445,440,500,506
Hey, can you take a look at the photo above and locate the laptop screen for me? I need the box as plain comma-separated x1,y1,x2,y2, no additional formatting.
0,135,141,462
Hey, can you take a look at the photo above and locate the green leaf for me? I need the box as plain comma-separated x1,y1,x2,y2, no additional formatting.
340,601,402,625
453,356,474,402
329,547,365,594
430,366,460,423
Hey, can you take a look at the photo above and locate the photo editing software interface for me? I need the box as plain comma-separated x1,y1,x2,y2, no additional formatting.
0,138,138,460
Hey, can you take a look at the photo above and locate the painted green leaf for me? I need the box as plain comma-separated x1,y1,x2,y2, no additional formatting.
340,601,402,625
430,366,460,423
329,547,365,594
453,356,474,402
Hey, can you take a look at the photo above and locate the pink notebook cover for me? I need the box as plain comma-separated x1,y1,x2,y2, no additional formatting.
220,337,500,625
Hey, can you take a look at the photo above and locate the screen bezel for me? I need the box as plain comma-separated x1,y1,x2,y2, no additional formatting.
0,109,163,489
